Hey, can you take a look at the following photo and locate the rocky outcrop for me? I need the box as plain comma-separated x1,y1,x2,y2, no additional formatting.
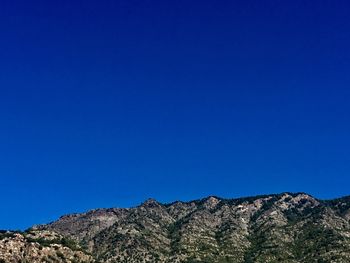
0,230,94,263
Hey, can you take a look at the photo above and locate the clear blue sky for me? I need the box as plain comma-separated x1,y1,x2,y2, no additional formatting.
1,0,349,230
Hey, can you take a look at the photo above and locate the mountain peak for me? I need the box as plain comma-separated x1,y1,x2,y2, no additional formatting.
141,198,161,207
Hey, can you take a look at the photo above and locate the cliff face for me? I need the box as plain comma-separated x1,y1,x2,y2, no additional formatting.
2,193,350,263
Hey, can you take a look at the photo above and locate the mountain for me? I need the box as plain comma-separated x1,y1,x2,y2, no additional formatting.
1,192,350,262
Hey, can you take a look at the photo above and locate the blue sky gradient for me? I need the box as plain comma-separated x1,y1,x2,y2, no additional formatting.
1,0,350,229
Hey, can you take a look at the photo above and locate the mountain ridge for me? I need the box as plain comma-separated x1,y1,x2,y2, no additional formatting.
38,192,322,223
1,192,350,262
36,192,350,225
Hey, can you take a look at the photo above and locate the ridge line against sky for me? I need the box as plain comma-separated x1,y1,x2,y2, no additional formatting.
6,192,350,231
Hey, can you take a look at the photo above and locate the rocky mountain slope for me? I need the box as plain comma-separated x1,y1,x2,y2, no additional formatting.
1,192,350,262
0,230,94,263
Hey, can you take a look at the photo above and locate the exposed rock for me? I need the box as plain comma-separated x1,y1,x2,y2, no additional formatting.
0,230,94,263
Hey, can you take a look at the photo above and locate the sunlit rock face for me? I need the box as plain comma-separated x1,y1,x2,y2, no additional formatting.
2,192,350,263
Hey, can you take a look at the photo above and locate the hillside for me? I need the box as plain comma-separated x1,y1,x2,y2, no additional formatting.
1,193,350,262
